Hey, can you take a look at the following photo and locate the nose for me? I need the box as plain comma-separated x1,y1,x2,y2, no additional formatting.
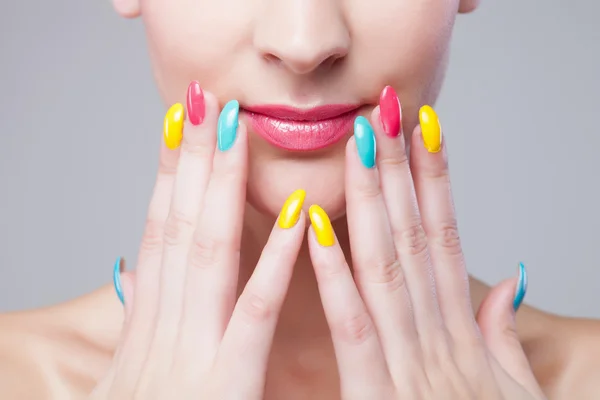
254,0,350,75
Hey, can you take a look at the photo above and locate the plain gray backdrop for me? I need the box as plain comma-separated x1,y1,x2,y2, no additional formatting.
0,1,598,316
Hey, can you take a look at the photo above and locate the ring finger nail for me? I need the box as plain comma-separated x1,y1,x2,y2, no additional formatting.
278,189,306,229
217,100,240,152
379,85,402,137
354,116,376,168
113,257,125,305
419,105,442,153
164,103,185,150
309,205,335,247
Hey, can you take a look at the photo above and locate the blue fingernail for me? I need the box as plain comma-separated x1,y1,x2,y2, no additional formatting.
217,100,240,152
113,257,125,305
354,116,376,168
513,262,528,312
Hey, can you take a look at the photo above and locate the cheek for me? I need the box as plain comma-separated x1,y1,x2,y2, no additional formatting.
349,0,456,112
142,0,254,104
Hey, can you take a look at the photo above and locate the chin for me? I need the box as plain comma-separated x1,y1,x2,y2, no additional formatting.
246,132,348,222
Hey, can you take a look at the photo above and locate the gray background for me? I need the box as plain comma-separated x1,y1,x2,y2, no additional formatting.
0,1,598,316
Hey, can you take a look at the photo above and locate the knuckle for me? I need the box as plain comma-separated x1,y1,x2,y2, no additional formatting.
181,139,214,158
189,233,238,269
239,291,274,323
139,219,164,256
333,312,375,346
354,177,382,201
395,223,429,257
362,258,406,293
162,211,195,247
379,151,409,171
430,223,462,255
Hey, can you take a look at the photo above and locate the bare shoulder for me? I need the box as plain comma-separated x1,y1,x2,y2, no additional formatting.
530,315,600,399
0,311,62,398
0,290,121,399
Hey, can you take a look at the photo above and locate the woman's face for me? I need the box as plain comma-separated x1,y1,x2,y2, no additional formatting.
118,0,477,220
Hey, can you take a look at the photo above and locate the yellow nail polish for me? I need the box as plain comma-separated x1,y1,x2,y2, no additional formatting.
278,189,306,229
309,205,335,247
164,103,185,150
419,105,442,153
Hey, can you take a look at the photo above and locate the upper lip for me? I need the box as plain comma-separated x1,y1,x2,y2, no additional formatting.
242,104,361,121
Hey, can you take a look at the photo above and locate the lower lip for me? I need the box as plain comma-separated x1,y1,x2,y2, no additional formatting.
244,110,359,151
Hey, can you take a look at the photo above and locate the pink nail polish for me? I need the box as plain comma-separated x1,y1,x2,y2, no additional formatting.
187,81,205,126
379,86,402,137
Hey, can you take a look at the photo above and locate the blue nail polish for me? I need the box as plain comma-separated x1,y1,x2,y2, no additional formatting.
113,257,125,305
354,116,376,168
217,100,240,152
513,262,528,311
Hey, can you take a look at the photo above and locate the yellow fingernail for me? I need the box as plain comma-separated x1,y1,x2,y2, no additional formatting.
164,103,185,150
419,105,442,153
309,205,335,247
278,189,306,229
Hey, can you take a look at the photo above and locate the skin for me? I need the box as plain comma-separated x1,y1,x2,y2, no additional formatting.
1,0,600,398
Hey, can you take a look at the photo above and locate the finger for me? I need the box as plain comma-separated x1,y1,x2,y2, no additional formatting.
90,263,136,398
344,116,419,378
179,100,247,362
213,190,306,396
109,113,181,396
371,92,442,343
308,205,391,398
477,264,545,398
152,85,218,343
409,106,475,338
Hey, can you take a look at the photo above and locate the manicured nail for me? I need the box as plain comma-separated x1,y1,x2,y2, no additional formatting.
186,81,205,126
309,205,335,247
419,105,442,153
354,116,376,168
278,189,306,229
217,100,240,152
379,86,402,137
113,257,125,305
164,103,185,150
513,262,528,312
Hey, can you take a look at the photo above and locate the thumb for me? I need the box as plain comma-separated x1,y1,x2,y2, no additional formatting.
476,263,544,397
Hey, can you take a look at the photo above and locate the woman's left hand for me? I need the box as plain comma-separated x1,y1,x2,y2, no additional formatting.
307,87,546,400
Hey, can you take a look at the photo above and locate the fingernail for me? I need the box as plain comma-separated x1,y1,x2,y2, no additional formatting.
379,86,402,137
278,189,306,229
419,105,442,153
186,81,205,126
113,257,125,305
309,205,335,247
164,103,185,150
513,262,528,312
217,100,240,152
354,116,376,168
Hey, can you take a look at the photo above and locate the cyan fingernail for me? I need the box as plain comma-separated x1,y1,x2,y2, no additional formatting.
513,262,528,312
113,257,125,305
354,116,376,168
217,100,240,152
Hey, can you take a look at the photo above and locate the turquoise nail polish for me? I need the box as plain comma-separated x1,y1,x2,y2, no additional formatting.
354,116,376,168
217,100,240,152
513,262,528,311
113,257,125,305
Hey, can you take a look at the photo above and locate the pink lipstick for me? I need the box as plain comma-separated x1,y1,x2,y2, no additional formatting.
243,104,361,151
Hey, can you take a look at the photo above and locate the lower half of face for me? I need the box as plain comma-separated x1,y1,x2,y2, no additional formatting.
141,0,458,220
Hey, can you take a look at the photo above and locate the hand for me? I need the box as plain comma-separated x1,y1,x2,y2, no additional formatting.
307,87,546,399
91,82,306,399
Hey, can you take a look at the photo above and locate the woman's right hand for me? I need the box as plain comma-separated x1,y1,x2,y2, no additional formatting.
90,82,307,399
